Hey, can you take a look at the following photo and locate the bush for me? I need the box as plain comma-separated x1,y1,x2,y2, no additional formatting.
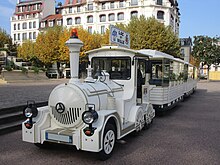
32,66,40,74
5,66,12,71
21,67,28,74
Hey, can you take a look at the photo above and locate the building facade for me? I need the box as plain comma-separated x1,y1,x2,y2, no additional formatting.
61,0,180,34
180,37,192,63
11,0,180,44
11,0,56,45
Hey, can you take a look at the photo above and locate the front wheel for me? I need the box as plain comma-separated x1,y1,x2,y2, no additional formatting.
34,142,51,149
98,124,116,161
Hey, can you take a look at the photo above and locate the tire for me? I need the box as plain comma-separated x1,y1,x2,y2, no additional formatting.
98,124,116,161
34,142,50,149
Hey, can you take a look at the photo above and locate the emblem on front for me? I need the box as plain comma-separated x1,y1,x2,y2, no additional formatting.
55,102,65,114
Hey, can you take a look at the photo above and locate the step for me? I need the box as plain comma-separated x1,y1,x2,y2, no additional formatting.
0,102,48,116
0,111,24,125
0,105,26,116
0,120,23,135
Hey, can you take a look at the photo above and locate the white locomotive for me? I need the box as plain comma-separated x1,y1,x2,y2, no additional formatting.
22,30,155,160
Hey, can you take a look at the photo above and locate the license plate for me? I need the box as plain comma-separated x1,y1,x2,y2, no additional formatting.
46,132,72,143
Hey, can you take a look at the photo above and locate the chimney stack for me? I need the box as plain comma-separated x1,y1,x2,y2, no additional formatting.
65,29,83,83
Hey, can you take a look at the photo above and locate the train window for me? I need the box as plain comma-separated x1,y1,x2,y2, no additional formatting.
92,57,131,80
149,60,170,86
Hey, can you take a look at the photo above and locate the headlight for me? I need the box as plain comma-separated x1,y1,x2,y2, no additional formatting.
23,103,38,118
24,107,33,118
82,110,98,125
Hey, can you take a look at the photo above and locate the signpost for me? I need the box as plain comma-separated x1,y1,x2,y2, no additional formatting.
110,25,130,48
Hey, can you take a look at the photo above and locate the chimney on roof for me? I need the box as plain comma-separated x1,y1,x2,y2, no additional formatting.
17,0,20,4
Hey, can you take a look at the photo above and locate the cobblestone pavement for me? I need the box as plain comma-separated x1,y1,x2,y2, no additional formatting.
0,79,68,109
0,81,220,165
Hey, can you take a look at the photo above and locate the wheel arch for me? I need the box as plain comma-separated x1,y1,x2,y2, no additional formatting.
103,115,119,139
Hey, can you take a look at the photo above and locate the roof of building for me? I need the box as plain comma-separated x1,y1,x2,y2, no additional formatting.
17,0,43,6
63,0,86,7
41,14,62,22
180,37,192,46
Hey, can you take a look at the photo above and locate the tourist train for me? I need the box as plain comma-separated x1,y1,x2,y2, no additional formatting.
22,30,197,160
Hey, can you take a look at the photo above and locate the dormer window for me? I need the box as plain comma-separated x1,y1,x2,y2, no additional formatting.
69,7,72,13
37,4,41,10
49,21,53,27
33,4,36,10
27,5,31,11
77,6,80,12
22,6,26,12
110,2,114,9
119,1,124,7
41,22,45,28
88,4,93,11
18,7,21,12
102,3,106,9
57,20,62,26
156,0,163,5
131,0,138,6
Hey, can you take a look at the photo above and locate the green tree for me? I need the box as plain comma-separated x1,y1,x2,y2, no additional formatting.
0,28,10,48
0,27,17,53
192,35,220,79
116,16,180,57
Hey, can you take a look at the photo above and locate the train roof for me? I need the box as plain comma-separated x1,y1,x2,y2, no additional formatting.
138,49,174,60
173,57,185,63
86,46,152,58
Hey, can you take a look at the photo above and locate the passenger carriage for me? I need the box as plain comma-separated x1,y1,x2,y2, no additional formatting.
138,49,197,112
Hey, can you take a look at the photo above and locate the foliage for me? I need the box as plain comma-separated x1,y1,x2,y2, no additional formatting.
77,27,102,62
0,27,17,53
5,66,12,71
192,36,220,67
21,67,28,74
170,73,176,81
17,26,108,72
17,40,35,61
32,66,40,74
35,26,63,65
115,16,181,57
58,28,70,62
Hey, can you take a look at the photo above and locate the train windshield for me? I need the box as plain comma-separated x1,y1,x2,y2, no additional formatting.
91,57,131,80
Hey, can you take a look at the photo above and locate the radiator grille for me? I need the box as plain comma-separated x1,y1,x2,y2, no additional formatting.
51,106,82,125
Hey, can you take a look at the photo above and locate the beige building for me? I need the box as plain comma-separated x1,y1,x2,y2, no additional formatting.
61,0,180,34
180,37,192,63
11,0,56,45
11,0,180,44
